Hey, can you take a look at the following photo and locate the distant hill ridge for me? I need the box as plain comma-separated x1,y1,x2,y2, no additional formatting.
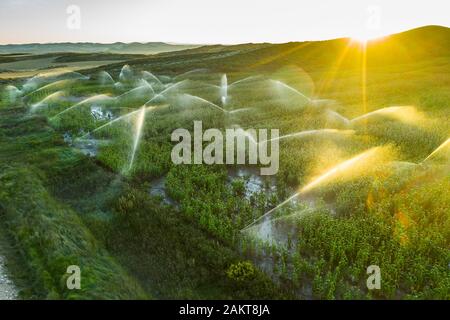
0,42,200,55
1,25,448,66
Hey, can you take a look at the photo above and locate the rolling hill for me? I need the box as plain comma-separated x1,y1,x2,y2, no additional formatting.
0,42,199,55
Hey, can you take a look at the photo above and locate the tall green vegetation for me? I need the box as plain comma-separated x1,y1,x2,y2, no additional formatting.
0,166,146,299
0,26,449,299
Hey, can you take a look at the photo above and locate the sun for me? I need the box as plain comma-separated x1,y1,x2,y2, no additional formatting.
351,30,385,44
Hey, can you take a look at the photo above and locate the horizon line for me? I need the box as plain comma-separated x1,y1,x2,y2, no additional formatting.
0,24,448,47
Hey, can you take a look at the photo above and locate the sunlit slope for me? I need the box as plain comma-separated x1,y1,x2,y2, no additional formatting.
109,25,450,74
217,25,450,70
91,25,449,119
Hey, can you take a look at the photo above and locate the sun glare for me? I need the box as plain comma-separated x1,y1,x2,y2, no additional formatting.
351,30,386,44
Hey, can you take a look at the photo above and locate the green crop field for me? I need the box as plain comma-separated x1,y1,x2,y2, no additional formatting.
0,25,449,300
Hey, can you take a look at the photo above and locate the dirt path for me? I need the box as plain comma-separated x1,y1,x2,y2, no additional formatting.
0,235,19,300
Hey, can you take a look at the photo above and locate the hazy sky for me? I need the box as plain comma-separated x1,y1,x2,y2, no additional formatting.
0,0,449,44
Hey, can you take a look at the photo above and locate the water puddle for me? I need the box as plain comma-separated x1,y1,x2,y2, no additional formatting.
227,167,276,199
90,105,114,121
149,176,178,206
63,131,111,157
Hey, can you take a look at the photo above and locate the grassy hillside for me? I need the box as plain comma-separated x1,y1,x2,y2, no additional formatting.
0,25,448,299
0,105,148,299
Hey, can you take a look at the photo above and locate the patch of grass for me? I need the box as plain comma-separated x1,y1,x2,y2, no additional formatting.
0,166,147,299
